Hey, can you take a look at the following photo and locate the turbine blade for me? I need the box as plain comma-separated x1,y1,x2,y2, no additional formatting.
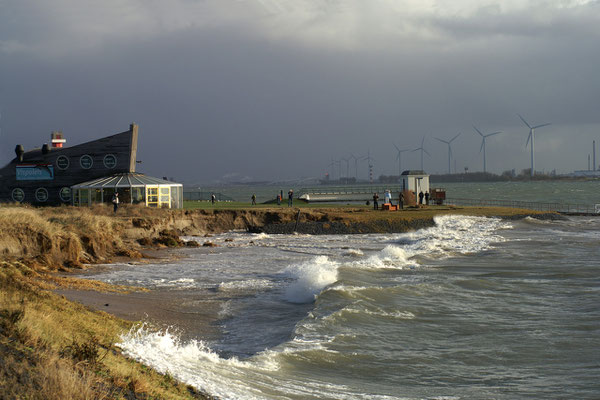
421,136,426,147
518,114,532,129
450,132,461,142
393,143,400,152
532,123,551,129
486,131,502,137
423,149,431,157
479,139,485,154
434,137,448,144
526,131,532,147
473,126,483,136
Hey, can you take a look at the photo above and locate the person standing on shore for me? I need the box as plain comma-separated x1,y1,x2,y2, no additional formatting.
418,191,424,205
399,192,404,210
277,193,281,205
211,194,215,205
425,191,430,206
373,192,379,210
288,190,294,207
112,192,119,213
251,194,256,205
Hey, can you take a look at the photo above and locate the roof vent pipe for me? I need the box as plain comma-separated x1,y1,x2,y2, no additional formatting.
15,145,24,162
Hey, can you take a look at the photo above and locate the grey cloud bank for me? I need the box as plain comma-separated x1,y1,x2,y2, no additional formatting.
1,0,599,182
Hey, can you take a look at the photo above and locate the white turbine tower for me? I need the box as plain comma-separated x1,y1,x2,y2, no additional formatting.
518,114,551,178
393,144,410,177
350,153,363,180
434,133,461,174
342,157,350,180
327,158,336,180
473,126,502,174
412,136,430,171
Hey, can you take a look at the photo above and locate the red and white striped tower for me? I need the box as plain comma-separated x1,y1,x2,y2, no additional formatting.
51,131,66,148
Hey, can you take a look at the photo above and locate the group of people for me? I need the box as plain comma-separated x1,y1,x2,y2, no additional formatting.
208,191,295,206
372,190,405,210
418,191,430,205
371,189,430,210
251,189,294,207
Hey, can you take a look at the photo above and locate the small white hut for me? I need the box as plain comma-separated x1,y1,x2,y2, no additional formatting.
400,170,430,197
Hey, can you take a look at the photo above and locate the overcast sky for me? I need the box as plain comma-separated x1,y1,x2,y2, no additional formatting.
1,0,599,183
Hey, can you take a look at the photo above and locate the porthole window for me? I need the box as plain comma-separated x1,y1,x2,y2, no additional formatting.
35,188,49,202
59,187,72,202
11,188,25,202
56,155,70,170
79,155,93,169
103,154,117,169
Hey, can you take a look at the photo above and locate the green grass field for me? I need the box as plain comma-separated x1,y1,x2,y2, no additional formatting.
183,200,372,210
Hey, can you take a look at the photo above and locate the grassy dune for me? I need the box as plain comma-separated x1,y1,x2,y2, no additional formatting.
0,260,211,399
0,202,554,399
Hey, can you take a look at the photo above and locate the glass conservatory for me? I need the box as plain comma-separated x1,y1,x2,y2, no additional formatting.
71,173,183,208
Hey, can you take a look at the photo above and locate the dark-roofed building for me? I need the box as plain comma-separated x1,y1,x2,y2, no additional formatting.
0,123,183,208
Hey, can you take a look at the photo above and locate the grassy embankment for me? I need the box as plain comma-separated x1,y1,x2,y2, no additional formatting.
0,205,214,399
0,202,554,399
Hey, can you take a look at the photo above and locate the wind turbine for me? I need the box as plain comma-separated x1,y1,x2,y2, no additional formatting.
435,133,461,174
473,126,502,174
327,158,336,180
341,157,350,179
350,154,363,180
333,159,342,181
393,144,410,177
518,114,551,178
412,136,430,171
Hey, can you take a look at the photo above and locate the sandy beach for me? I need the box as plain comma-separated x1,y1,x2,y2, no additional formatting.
56,287,224,341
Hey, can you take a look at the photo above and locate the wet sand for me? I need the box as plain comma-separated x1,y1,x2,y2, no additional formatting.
56,287,224,342
56,246,227,342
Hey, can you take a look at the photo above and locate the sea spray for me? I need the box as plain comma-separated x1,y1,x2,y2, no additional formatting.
118,324,280,400
399,215,509,259
283,255,339,303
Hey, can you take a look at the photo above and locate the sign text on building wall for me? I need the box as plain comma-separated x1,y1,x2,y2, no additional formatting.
16,164,55,181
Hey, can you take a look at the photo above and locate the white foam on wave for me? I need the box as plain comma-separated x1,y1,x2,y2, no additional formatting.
282,255,339,303
354,215,510,271
420,214,508,255
344,248,364,257
145,278,199,289
359,245,415,269
118,325,281,400
217,278,274,292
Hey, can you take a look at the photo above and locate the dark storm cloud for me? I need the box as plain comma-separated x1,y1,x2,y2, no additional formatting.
1,1,600,181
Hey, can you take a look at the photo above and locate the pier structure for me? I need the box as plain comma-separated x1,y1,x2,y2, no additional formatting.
299,170,430,204
298,185,404,203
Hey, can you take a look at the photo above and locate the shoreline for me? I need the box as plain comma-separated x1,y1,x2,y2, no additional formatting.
0,204,565,399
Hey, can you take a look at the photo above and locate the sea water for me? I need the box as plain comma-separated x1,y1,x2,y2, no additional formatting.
83,214,600,399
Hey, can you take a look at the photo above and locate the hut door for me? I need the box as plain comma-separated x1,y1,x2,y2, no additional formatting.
146,186,159,207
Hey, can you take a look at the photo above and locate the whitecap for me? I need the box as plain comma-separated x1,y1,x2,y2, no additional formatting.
282,255,339,304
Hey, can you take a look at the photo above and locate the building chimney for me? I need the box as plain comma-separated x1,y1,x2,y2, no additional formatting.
42,143,50,154
15,145,24,162
594,140,596,172
588,154,591,171
51,131,66,148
